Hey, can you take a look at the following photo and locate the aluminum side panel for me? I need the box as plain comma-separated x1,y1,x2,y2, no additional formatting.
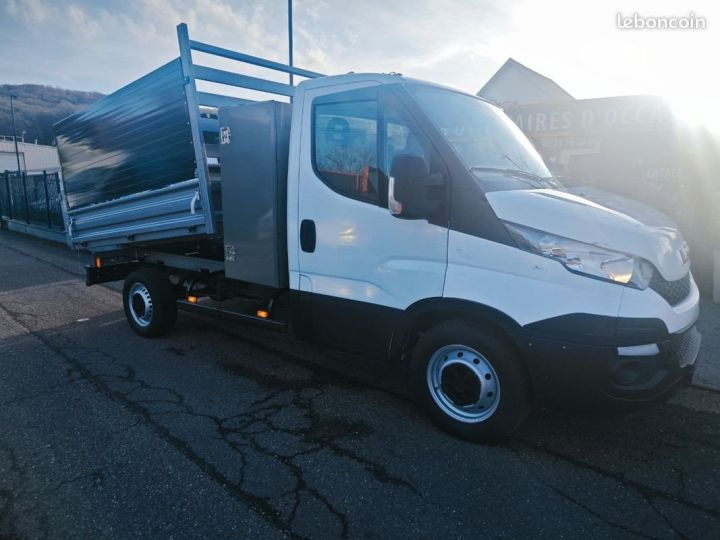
66,178,210,251
54,59,215,250
55,59,198,210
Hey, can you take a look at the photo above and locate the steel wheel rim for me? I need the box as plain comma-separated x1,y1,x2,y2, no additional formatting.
426,344,500,423
128,283,153,328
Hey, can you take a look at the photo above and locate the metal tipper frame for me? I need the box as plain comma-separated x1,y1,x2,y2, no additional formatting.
175,22,324,238
85,24,324,289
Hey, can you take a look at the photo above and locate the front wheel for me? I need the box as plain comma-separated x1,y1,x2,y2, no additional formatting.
122,269,178,337
409,320,531,443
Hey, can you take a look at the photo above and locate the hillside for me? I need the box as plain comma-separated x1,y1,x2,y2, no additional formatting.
0,84,103,146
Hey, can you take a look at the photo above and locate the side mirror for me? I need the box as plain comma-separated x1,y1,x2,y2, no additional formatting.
389,154,445,219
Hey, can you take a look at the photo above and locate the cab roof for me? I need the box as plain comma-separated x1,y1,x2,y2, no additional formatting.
296,72,494,106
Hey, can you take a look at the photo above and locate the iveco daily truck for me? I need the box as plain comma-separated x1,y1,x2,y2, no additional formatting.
53,24,701,442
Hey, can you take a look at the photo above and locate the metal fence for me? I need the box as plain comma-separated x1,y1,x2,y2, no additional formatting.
1,170,65,231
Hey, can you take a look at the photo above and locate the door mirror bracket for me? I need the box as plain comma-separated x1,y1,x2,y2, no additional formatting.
388,176,403,216
388,154,445,220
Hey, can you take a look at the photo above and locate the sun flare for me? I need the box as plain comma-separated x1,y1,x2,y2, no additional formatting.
668,95,720,134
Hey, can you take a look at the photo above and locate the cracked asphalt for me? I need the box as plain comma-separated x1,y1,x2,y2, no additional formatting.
1,229,719,539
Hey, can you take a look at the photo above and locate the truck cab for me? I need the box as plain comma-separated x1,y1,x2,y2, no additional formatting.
284,73,700,439
55,25,700,443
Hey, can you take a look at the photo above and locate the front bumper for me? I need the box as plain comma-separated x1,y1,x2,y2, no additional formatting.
509,323,700,408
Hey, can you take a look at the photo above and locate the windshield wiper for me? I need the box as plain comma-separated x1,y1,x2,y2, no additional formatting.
500,153,523,171
470,166,553,188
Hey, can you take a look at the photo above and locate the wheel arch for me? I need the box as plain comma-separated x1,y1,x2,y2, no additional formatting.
389,297,522,363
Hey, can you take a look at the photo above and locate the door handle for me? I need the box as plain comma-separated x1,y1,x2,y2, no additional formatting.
300,219,316,253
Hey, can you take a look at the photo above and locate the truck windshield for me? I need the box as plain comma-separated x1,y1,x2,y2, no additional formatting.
407,84,558,191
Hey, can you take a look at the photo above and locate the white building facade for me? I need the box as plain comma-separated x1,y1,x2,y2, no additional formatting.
0,137,61,174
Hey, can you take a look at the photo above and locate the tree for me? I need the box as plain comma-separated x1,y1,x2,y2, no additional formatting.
0,84,103,145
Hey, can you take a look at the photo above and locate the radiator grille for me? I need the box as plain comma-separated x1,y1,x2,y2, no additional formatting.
649,272,691,306
669,326,701,368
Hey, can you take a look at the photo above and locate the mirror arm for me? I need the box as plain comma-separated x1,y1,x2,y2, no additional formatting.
388,176,403,215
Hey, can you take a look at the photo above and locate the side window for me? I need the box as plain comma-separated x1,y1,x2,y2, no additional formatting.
381,98,447,196
314,99,379,204
384,119,431,178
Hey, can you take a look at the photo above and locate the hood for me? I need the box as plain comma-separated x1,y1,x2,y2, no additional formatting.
486,189,690,281
564,186,677,229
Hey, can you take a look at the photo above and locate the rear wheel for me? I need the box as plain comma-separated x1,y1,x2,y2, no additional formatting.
409,320,531,443
122,269,177,337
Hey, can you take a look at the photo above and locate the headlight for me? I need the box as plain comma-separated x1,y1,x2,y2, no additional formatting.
504,222,654,289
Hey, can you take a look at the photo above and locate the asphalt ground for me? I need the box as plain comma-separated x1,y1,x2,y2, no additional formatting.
1,229,719,539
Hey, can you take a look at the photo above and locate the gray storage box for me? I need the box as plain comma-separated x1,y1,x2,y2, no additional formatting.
219,101,292,288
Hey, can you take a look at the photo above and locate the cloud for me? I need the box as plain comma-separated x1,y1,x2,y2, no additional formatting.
66,5,103,38
289,0,509,78
0,0,508,94
4,0,52,24
476,0,720,99
1,0,718,103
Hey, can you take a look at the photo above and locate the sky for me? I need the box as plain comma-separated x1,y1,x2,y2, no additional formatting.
2,0,720,117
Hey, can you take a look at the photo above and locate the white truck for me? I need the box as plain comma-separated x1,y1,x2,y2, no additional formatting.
54,24,701,442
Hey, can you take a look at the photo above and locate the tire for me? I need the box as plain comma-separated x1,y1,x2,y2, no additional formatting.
408,319,531,443
122,268,178,337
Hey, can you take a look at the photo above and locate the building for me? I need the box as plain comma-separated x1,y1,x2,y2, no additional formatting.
0,136,61,174
478,59,720,293
477,58,573,107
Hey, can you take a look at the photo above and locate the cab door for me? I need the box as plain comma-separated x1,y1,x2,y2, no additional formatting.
294,83,449,357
